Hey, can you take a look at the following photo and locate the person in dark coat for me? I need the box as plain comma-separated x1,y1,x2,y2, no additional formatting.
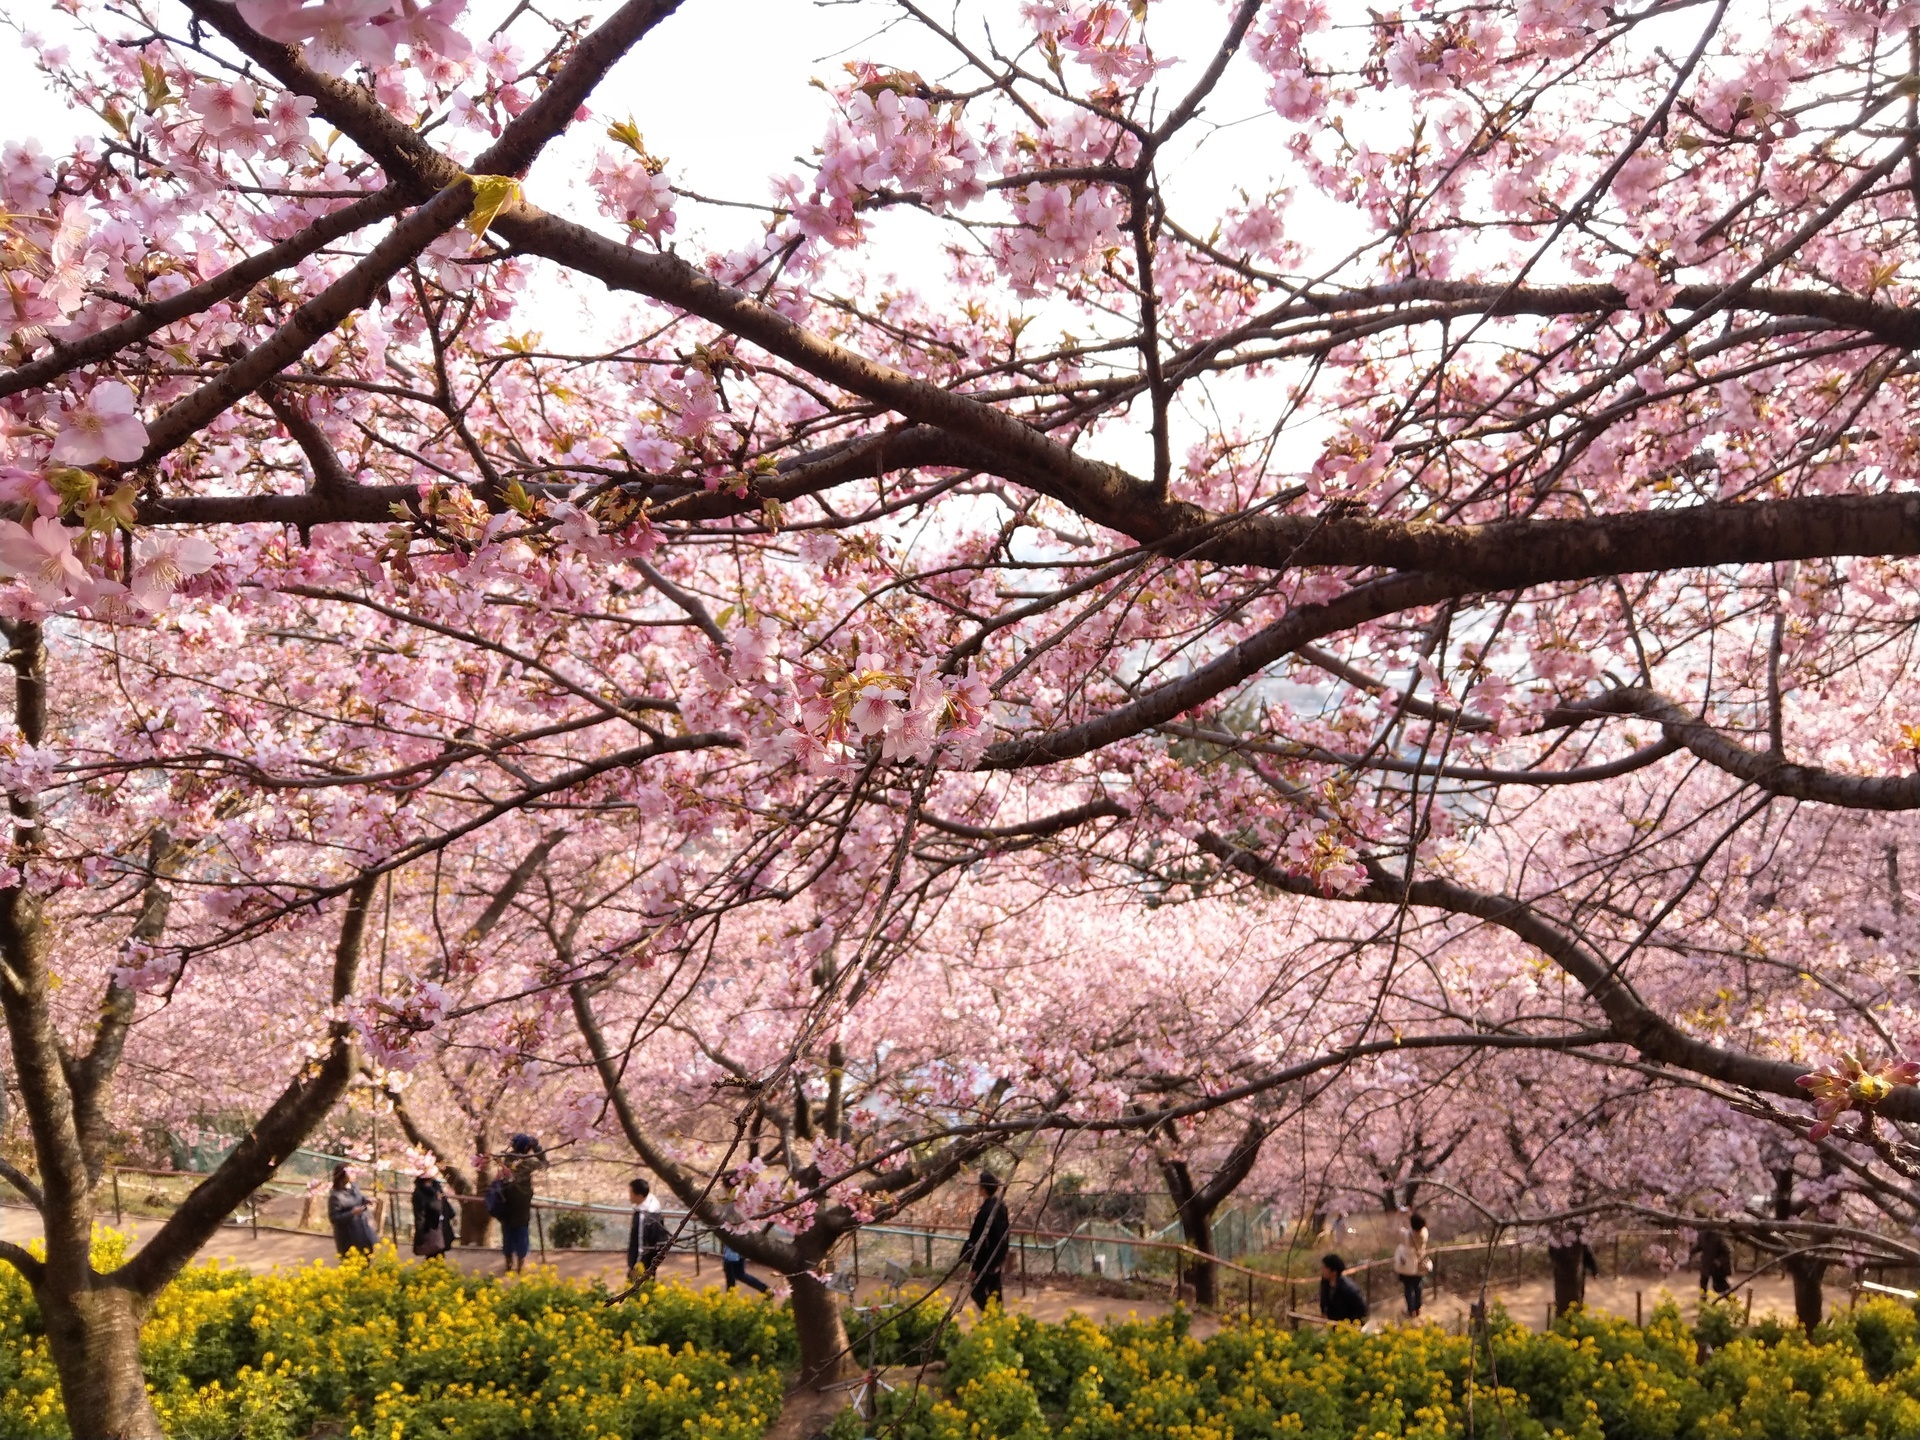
411,1175,456,1258
328,1165,376,1258
499,1134,546,1274
1318,1253,1369,1323
957,1170,1011,1312
1693,1230,1733,1296
626,1177,671,1283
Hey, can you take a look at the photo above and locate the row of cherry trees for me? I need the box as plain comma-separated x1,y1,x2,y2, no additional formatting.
7,0,1920,1431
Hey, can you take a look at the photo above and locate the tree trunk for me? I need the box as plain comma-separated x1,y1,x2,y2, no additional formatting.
41,1281,162,1439
1176,1203,1220,1308
1785,1253,1827,1334
788,1268,851,1388
1547,1244,1587,1315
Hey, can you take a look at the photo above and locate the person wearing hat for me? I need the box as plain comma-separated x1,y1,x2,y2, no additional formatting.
957,1169,1011,1312
498,1134,547,1274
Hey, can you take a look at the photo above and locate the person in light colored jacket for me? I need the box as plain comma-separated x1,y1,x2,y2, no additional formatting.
1392,1212,1432,1319
328,1165,376,1257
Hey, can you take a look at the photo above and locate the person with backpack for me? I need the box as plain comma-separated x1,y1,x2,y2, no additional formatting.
1318,1253,1369,1324
1392,1212,1433,1319
627,1177,672,1283
328,1165,378,1258
494,1133,546,1274
411,1174,456,1259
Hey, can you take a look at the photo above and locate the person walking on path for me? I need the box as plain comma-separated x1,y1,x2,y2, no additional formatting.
714,1199,772,1293
627,1177,672,1283
328,1165,377,1258
721,1240,770,1293
498,1134,546,1274
411,1174,456,1259
1318,1253,1369,1324
1393,1212,1433,1319
957,1169,1011,1312
1693,1230,1734,1297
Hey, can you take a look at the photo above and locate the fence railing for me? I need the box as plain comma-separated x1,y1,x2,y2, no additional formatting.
10,1169,1919,1320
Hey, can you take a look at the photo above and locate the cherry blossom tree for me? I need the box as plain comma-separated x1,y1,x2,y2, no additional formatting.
17,0,1920,1425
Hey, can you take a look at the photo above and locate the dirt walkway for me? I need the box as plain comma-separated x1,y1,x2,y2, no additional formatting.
0,1204,1867,1335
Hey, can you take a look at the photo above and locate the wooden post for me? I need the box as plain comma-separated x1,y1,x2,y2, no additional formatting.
535,1206,547,1262
112,1170,122,1226
1636,1290,1643,1327
926,1229,934,1269
1545,1301,1553,1331
1744,1291,1752,1323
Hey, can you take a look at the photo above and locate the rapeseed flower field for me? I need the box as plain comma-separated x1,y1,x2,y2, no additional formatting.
8,1229,1920,1439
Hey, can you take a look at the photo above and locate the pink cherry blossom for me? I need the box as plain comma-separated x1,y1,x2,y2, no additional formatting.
237,0,399,74
130,535,217,610
0,518,86,603
188,79,260,138
49,382,147,465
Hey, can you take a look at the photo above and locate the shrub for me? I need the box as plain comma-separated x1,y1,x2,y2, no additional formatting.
546,1209,596,1249
0,1229,789,1440
12,1234,1920,1440
837,1296,1920,1440
844,1290,957,1367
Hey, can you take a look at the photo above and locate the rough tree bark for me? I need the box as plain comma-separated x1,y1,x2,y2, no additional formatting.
1547,1243,1592,1316
1156,1116,1270,1309
1767,1164,1834,1334
1785,1253,1828,1334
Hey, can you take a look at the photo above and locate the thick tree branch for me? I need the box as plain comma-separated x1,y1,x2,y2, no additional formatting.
1565,687,1920,809
159,7,1920,613
916,798,1128,839
979,573,1460,768
0,1155,44,1212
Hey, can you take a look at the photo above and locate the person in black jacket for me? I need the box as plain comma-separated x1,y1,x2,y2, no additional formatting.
410,1175,456,1258
1692,1230,1733,1296
626,1177,671,1282
957,1170,1011,1312
1318,1253,1369,1324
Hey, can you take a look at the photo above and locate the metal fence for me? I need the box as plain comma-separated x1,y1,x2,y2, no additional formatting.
14,1165,1914,1311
